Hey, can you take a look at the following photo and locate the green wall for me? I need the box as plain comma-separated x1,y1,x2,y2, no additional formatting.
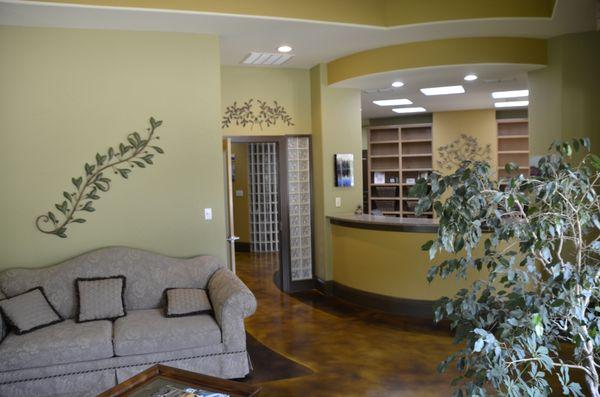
0,26,226,269
221,66,311,135
311,64,363,280
529,31,600,156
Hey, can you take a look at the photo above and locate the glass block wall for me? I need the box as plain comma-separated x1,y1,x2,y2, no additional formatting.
248,143,279,252
287,137,313,281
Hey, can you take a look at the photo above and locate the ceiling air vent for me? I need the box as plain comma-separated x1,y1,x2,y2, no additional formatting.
241,52,294,66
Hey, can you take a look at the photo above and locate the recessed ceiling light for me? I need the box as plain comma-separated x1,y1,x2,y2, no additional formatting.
494,100,529,108
492,89,529,99
464,74,478,81
277,45,292,53
391,81,404,88
392,107,427,114
420,85,465,96
373,98,413,107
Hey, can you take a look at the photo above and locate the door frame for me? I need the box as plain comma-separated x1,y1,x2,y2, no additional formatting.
225,135,315,293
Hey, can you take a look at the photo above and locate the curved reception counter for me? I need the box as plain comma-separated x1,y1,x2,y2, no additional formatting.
326,214,479,319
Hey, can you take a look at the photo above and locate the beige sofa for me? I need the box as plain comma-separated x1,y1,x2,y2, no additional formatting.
0,247,256,397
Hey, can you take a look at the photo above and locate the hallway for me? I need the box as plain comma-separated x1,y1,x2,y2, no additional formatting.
236,252,458,396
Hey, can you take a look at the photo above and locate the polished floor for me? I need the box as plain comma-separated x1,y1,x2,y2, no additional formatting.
237,252,459,396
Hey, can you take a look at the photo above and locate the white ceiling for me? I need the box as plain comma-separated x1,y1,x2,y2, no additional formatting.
0,0,596,69
352,64,536,118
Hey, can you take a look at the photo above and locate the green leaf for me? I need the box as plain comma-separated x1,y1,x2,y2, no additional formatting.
108,147,115,160
117,168,131,179
84,162,95,176
63,191,72,202
151,146,164,154
71,218,86,223
81,201,95,212
72,176,83,190
47,212,58,224
133,161,145,168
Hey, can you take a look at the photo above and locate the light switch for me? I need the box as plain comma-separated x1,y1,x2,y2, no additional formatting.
235,190,244,197
204,208,213,220
335,197,342,208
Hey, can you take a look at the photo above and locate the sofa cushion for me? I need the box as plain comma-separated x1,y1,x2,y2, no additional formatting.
0,319,113,371
0,287,63,335
114,309,222,356
0,290,6,344
165,288,212,317
76,275,126,322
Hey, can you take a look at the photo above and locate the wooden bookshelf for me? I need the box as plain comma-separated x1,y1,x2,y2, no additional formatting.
367,123,433,218
497,118,530,182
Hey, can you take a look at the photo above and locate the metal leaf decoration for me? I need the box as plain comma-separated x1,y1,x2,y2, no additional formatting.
35,117,165,238
222,99,294,130
436,134,492,171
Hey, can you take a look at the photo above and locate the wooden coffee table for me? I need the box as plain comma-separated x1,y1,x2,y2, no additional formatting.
98,364,261,397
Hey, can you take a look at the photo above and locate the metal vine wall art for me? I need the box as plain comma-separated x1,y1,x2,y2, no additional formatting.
35,117,165,238
222,99,294,130
436,134,492,171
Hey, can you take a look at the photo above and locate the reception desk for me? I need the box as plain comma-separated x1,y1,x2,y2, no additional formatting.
327,214,482,319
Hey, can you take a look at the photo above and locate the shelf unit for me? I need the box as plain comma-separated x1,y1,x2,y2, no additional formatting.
497,118,530,181
367,124,433,218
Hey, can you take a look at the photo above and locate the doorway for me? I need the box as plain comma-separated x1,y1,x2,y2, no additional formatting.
223,135,314,293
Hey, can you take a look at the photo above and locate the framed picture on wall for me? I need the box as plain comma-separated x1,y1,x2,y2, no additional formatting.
334,154,354,187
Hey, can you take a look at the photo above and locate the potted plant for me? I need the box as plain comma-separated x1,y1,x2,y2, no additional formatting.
412,138,599,396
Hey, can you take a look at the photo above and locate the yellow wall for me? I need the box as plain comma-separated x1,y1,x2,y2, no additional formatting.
0,26,226,269
331,225,485,300
221,66,311,136
327,37,547,85
231,143,250,244
311,64,364,279
30,0,555,28
432,109,498,173
529,31,600,156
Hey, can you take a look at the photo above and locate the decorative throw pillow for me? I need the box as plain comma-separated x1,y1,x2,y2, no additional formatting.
0,287,63,335
164,288,212,318
76,276,126,323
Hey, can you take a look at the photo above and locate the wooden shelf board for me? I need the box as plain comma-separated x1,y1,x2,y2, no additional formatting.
402,198,419,201
370,140,399,145
497,135,529,139
402,183,430,186
401,139,432,143
371,183,400,186
403,211,433,215
498,150,529,154
401,153,432,157
371,154,399,158
402,168,432,172
371,197,400,200
371,168,400,172
497,118,528,124
382,211,401,215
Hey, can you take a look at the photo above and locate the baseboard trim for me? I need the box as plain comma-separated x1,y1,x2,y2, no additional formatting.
314,278,436,320
235,242,251,252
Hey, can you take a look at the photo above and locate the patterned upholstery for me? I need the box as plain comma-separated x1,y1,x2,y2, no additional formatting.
76,276,125,322
0,246,224,319
0,319,113,372
0,290,6,343
113,309,222,356
0,287,62,334
0,247,256,397
166,288,212,317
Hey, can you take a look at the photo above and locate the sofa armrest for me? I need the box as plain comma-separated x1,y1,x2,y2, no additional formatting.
208,268,257,352
0,290,6,343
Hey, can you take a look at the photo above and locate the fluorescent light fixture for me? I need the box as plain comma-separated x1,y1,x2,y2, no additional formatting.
242,52,294,65
464,74,478,81
492,89,529,99
277,45,292,53
391,81,404,88
494,100,529,108
420,85,465,96
373,98,413,107
392,107,427,114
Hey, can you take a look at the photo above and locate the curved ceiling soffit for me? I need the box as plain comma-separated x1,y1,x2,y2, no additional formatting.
25,0,556,28
326,37,548,86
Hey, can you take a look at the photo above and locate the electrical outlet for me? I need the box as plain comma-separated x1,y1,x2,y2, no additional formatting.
335,197,342,208
204,208,212,220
